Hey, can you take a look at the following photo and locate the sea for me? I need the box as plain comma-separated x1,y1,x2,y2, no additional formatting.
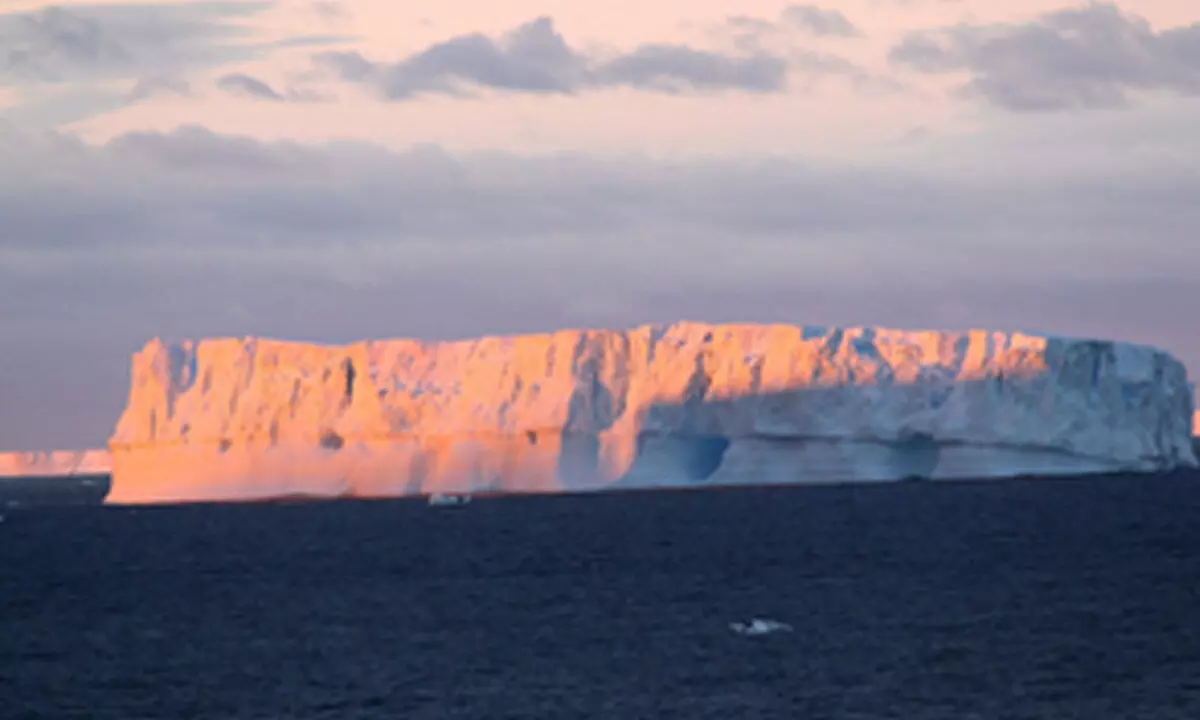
3,473,1200,720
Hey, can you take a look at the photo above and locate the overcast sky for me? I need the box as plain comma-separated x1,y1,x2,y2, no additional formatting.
1,0,1198,449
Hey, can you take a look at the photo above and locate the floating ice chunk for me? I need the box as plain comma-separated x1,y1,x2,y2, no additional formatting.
730,618,793,636
428,493,472,507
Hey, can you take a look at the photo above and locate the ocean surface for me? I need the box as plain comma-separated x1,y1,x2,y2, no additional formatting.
3,473,1200,719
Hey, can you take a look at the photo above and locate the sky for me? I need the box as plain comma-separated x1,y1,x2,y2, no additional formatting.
1,0,1198,450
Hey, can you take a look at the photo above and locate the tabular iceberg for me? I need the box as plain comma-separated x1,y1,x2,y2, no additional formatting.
0,450,111,478
105,322,1197,504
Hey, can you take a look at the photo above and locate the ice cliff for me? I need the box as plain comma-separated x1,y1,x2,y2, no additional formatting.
105,322,1197,504
0,450,111,477
1193,383,1200,437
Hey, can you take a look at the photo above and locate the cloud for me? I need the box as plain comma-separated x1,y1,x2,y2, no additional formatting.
0,2,268,85
0,122,1197,446
311,1,345,23
2,123,1195,285
215,72,322,102
216,72,282,100
0,2,348,125
316,16,795,98
128,75,192,102
590,43,787,93
781,5,861,38
716,6,868,84
889,2,1200,111
724,4,862,47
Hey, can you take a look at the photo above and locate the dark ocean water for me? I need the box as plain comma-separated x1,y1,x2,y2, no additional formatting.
3,474,1200,719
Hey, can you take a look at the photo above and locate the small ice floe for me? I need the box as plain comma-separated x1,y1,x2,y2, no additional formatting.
428,493,472,507
730,618,793,636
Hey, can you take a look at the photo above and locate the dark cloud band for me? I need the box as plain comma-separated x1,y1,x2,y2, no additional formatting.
0,123,1197,447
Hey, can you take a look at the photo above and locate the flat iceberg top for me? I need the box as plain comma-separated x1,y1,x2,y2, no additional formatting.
109,321,1196,468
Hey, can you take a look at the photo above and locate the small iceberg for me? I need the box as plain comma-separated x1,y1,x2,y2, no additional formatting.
428,493,472,507
730,618,793,636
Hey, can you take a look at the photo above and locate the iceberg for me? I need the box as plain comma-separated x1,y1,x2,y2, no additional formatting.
0,450,111,478
1193,383,1200,437
105,322,1197,504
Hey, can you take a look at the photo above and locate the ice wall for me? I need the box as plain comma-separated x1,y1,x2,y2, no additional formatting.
0,449,111,477
1193,383,1199,437
106,322,1197,504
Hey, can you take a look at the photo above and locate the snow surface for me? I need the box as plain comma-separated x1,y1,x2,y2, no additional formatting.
105,322,1197,504
0,450,111,478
